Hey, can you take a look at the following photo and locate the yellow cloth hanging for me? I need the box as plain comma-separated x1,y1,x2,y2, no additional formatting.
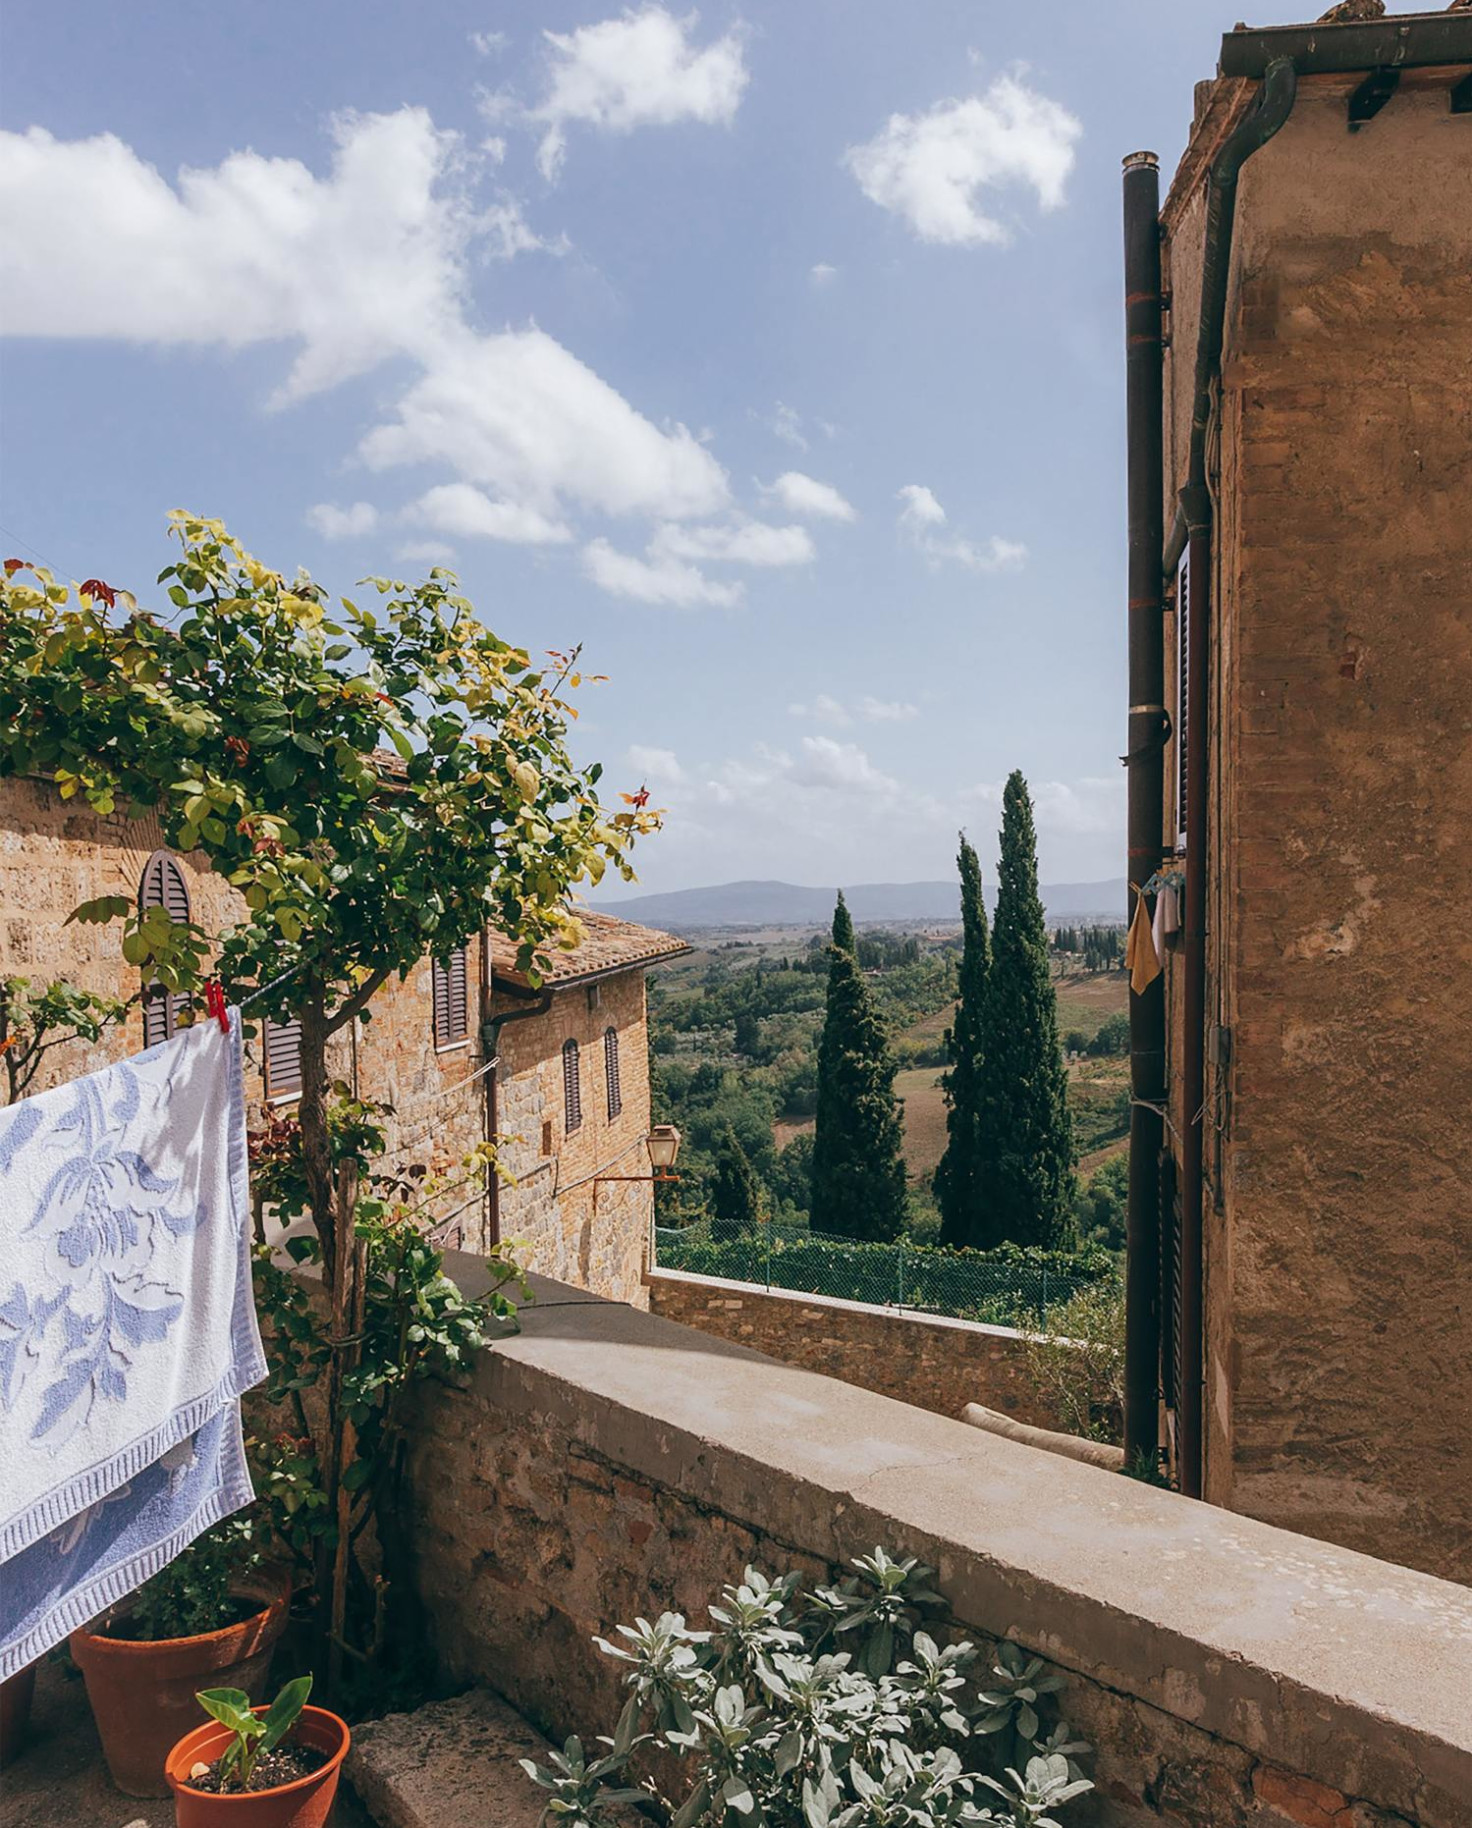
1126,889,1162,995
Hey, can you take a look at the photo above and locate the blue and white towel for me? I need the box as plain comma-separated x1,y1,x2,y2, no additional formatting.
0,1010,264,1677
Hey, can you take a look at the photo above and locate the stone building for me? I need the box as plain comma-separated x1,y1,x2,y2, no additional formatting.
1138,13,1472,1581
0,773,686,1305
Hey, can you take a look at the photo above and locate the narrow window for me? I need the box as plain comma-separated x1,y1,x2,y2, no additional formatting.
563,1038,582,1133
540,1118,554,1156
263,1015,304,1101
604,1026,622,1120
138,849,191,1047
432,944,469,1048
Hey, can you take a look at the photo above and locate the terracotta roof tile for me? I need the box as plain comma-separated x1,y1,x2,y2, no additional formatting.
489,909,689,988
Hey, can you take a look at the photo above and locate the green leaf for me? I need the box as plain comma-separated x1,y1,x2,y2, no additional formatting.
196,1688,261,1739
259,1675,313,1756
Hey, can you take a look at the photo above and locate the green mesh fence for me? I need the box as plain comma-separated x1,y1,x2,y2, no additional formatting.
653,1219,1112,1329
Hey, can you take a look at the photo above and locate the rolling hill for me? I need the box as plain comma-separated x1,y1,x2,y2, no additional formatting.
591,877,1126,931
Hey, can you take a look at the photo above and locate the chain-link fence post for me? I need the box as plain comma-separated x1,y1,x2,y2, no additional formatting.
896,1235,905,1310
764,1218,772,1292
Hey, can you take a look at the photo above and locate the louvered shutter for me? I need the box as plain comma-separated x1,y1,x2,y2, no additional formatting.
604,1026,622,1119
433,946,469,1047
1175,552,1190,852
563,1039,582,1132
264,1016,303,1100
138,850,191,1047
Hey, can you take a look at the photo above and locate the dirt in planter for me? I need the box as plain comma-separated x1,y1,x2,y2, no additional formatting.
186,1743,328,1793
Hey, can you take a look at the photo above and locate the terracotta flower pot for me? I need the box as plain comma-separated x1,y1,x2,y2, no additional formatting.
71,1579,290,1798
0,1663,37,1768
165,1704,349,1828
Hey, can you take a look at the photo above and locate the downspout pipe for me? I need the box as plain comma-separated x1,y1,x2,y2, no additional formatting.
1164,59,1299,576
481,983,554,1248
1121,149,1167,1469
1168,57,1297,1499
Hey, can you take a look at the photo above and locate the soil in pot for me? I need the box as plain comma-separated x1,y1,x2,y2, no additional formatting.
71,1578,289,1798
167,1704,349,1828
182,1742,328,1793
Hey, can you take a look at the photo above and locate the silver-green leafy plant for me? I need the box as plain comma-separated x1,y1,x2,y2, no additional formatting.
194,1675,313,1791
521,1550,1091,1828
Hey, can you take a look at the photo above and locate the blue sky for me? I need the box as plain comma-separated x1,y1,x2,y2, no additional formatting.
5,2,1239,896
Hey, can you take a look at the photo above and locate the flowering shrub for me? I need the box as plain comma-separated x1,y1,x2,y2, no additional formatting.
522,1550,1090,1828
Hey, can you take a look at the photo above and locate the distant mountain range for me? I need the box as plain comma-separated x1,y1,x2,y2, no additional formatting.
592,878,1128,931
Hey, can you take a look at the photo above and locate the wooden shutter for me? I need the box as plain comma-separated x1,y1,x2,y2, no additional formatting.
138,850,191,1047
1175,552,1190,852
604,1026,622,1119
433,946,469,1048
563,1038,582,1132
1159,1149,1181,1412
263,1016,303,1100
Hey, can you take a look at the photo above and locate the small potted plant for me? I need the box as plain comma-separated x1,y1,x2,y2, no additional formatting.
165,1675,349,1827
70,1514,290,1798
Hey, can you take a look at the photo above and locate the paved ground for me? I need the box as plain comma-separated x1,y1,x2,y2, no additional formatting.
5,1657,376,1827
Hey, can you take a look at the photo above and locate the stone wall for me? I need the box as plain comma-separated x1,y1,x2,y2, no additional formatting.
1159,72,1472,1580
492,970,654,1307
0,776,654,1301
407,1268,1472,1828
646,1268,1063,1429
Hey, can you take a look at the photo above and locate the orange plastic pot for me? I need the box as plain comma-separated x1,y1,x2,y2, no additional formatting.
71,1579,289,1798
165,1704,349,1828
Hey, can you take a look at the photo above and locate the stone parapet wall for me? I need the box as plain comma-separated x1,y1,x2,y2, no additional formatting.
407,1269,1472,1828
646,1268,1060,1429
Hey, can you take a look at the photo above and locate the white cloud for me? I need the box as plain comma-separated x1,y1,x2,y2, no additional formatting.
896,483,947,531
305,500,378,540
795,736,899,795
787,694,851,727
408,481,572,546
394,539,458,565
653,517,814,568
360,328,729,524
845,75,1081,248
0,111,485,403
529,5,748,180
765,402,808,452
1029,775,1126,837
809,262,838,286
582,537,742,608
860,696,918,722
470,29,508,56
627,744,684,783
768,471,855,522
896,484,1025,574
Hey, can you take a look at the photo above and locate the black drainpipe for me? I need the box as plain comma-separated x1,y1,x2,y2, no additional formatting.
1121,149,1168,1469
1167,58,1298,1497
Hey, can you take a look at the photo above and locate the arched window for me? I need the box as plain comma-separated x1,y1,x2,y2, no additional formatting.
138,849,190,1048
562,1038,582,1133
432,944,469,1049
604,1026,622,1120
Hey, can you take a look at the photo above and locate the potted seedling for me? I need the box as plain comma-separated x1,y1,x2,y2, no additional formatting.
70,1515,290,1798
165,1675,349,1827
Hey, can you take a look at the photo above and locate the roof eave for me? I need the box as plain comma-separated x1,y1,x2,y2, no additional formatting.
1220,15,1472,79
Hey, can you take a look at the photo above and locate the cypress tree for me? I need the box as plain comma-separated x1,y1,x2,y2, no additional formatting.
933,834,991,1248
709,1122,764,1238
811,893,908,1241
975,772,1076,1247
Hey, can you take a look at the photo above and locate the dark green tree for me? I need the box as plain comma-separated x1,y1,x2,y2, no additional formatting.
811,894,909,1241
933,835,991,1247
733,1010,761,1057
975,772,1076,1247
709,1122,764,1238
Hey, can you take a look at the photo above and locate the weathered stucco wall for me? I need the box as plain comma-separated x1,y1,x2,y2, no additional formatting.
1160,74,1472,1580
646,1268,1063,1429
406,1268,1472,1828
0,778,654,1302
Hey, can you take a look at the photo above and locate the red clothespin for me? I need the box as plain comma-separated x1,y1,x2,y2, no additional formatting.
204,980,231,1034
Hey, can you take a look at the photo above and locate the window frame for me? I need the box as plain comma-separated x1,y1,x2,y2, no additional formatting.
432,944,471,1052
604,1025,622,1120
562,1037,583,1133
